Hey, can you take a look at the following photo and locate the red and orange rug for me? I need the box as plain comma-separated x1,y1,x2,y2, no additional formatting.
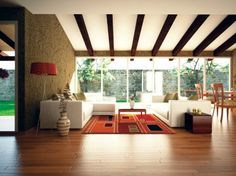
82,114,175,134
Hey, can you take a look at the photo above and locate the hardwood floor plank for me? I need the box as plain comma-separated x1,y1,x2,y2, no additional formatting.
0,110,236,175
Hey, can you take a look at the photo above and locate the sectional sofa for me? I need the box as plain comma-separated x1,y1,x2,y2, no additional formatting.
151,95,212,127
40,97,116,129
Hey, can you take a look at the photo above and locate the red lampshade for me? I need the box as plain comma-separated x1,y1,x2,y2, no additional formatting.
30,62,57,75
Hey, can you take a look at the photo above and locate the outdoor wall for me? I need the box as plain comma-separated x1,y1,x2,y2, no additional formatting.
0,70,15,101
24,10,75,129
232,49,236,88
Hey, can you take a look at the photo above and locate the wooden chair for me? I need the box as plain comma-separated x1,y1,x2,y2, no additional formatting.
195,83,203,99
210,83,236,122
195,83,214,102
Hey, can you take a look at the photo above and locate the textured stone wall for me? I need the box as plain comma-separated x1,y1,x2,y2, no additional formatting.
0,70,15,101
24,11,75,128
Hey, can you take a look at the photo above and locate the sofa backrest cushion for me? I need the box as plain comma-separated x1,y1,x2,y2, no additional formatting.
73,92,86,101
164,92,178,102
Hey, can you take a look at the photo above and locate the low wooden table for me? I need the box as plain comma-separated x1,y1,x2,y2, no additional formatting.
185,112,212,134
118,108,146,119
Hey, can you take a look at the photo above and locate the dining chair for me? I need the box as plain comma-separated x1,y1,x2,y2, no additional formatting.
210,83,236,122
195,83,214,102
195,83,203,99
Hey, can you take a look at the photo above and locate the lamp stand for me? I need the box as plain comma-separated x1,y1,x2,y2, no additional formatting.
36,76,47,136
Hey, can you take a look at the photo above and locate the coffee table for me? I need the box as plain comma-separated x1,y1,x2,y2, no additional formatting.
118,108,146,119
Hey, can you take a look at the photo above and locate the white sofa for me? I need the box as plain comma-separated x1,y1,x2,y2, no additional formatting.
40,99,116,129
151,95,211,127
40,100,93,129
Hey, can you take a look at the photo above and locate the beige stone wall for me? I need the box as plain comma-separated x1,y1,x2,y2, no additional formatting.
232,49,236,88
24,10,75,128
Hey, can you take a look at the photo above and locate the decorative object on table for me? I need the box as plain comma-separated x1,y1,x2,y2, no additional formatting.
0,68,9,79
192,108,202,115
30,62,57,135
129,95,135,109
63,83,73,100
57,91,70,136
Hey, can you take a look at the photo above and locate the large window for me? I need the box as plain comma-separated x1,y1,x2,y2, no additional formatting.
77,58,102,93
206,58,230,91
154,59,178,95
103,58,127,102
129,58,153,102
180,58,204,97
76,57,231,101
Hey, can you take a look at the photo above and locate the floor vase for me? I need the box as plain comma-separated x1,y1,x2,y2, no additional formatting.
57,111,70,136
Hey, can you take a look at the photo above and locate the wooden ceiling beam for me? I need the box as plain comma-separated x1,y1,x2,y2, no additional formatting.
193,15,236,56
152,15,177,56
131,14,145,56
75,50,232,57
106,14,114,56
214,33,236,56
172,15,209,56
0,56,15,61
0,30,15,49
74,14,94,56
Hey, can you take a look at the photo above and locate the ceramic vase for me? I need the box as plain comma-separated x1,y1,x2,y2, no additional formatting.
130,100,135,109
57,111,70,136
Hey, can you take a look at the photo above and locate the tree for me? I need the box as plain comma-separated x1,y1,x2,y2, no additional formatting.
77,59,115,93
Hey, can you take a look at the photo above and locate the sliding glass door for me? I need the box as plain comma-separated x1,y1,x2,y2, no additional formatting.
0,61,15,131
0,23,16,132
76,57,231,101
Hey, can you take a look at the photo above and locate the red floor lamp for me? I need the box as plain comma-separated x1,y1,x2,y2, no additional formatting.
30,62,57,134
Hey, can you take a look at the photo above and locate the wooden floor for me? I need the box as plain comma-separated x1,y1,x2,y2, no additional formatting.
1,111,236,176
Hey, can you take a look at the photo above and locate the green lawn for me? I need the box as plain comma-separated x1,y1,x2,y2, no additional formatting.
0,101,15,116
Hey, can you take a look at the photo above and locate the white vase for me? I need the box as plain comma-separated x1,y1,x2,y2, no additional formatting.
57,111,70,136
130,100,135,109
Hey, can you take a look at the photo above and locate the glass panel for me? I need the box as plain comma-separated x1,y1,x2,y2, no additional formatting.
180,58,204,97
77,58,102,93
0,61,15,131
128,58,153,102
103,58,127,102
154,58,178,95
206,58,230,91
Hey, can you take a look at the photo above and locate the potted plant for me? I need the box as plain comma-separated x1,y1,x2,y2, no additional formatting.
57,94,70,136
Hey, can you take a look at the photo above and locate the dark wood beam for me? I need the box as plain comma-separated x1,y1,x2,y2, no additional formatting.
106,14,114,56
131,14,145,56
193,15,236,56
172,15,209,56
152,15,177,56
74,14,94,56
0,30,15,49
75,50,232,57
214,33,236,56
0,56,15,61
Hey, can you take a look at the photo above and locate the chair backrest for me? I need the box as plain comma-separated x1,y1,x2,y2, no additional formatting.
195,83,203,99
210,83,224,104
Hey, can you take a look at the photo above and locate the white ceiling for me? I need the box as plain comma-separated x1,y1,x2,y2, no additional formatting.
1,0,236,53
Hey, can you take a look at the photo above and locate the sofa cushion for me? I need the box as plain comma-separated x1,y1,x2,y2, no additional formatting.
93,102,115,112
188,95,198,100
164,92,178,102
152,103,169,120
73,92,86,101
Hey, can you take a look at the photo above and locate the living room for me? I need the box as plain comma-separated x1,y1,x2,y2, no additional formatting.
0,0,236,175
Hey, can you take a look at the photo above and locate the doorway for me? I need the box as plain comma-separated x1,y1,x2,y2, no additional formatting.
0,22,17,132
